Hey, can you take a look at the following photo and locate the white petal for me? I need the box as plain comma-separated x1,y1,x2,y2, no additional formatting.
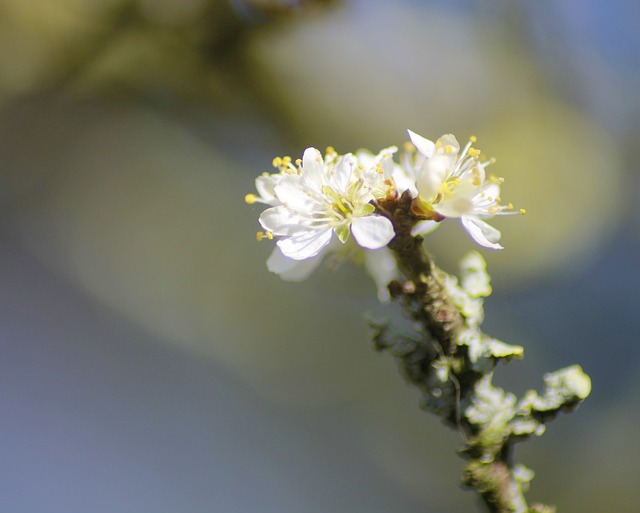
408,129,436,157
435,134,460,155
435,180,477,217
375,146,399,178
460,216,503,250
333,154,356,192
254,174,281,206
355,149,375,168
411,220,440,236
273,175,321,213
363,247,399,302
277,227,333,260
302,147,324,187
392,165,418,196
259,205,301,235
350,215,395,250
416,156,449,200
266,247,324,281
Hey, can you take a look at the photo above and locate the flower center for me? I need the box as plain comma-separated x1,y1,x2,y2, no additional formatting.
323,185,355,219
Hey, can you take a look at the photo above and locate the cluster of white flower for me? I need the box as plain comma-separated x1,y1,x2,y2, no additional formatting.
403,130,524,249
246,130,523,296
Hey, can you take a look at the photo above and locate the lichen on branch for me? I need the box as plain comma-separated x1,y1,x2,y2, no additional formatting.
371,191,590,513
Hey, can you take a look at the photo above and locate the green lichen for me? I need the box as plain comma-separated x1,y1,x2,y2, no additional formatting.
372,247,591,513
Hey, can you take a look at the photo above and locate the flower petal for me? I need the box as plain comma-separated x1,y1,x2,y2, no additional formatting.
392,165,418,196
435,134,460,156
266,247,324,281
363,247,399,302
332,153,357,192
408,129,436,157
277,227,333,260
416,156,449,200
273,175,322,213
350,215,395,250
302,147,324,187
461,216,503,249
376,146,398,178
254,174,281,206
435,180,477,217
259,205,301,235
411,220,440,236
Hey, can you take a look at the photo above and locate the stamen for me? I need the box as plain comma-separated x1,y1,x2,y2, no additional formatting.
245,193,257,204
272,157,282,168
520,208,526,215
323,186,351,216
256,231,274,242
461,140,474,158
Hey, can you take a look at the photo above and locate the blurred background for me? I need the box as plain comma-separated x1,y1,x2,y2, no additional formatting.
1,0,639,511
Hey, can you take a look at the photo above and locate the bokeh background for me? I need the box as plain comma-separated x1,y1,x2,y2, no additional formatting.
1,0,639,511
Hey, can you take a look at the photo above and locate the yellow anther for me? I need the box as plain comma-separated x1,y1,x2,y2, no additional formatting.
507,202,514,210
256,231,274,241
272,157,282,168
490,157,497,164
282,156,292,165
445,144,455,154
520,208,527,215
245,193,257,204
469,135,477,143
295,158,302,166
403,141,415,152
326,146,336,155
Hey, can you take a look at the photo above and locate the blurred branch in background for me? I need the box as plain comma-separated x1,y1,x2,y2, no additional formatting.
0,0,338,107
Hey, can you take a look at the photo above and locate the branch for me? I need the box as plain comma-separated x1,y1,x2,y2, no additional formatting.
372,191,591,513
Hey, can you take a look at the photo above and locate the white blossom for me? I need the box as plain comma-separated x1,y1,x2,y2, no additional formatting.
406,130,524,249
247,132,522,291
256,147,396,261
